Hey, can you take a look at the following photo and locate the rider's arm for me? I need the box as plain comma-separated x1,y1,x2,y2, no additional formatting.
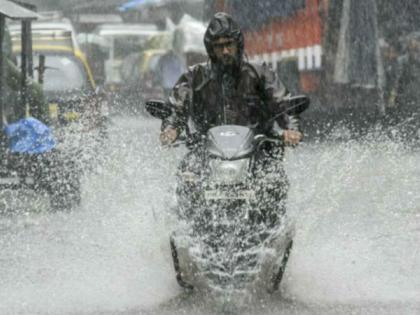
161,69,193,135
258,62,302,145
159,68,193,145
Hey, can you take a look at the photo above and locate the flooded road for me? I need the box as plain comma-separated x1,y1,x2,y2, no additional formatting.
0,116,419,315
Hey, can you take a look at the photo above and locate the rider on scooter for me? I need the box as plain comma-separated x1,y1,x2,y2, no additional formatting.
159,12,305,222
160,12,302,146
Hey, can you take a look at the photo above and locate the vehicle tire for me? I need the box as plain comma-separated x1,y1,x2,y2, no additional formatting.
49,176,81,211
270,240,293,292
170,236,194,290
46,153,81,211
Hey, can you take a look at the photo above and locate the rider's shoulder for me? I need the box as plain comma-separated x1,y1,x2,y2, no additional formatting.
241,60,273,79
188,62,209,74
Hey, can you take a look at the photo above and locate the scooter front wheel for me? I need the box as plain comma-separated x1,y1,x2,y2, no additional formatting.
270,240,293,292
170,236,194,290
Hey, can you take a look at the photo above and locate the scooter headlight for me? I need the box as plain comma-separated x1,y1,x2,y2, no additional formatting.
208,158,249,184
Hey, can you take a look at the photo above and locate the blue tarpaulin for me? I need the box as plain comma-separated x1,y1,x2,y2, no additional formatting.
4,117,56,154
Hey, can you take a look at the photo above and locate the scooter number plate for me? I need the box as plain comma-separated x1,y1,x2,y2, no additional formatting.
204,190,256,200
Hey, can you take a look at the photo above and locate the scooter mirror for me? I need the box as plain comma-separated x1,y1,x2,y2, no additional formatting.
145,100,173,120
263,95,310,131
284,95,310,115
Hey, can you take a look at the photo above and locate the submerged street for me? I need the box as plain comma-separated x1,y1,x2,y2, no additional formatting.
2,0,420,313
0,115,419,315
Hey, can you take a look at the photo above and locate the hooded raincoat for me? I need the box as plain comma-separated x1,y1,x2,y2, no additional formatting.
162,13,298,137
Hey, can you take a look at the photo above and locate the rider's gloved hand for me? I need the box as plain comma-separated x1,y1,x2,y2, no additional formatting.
160,127,178,145
282,130,303,146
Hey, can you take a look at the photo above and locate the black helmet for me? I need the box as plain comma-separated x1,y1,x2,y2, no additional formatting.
204,12,244,63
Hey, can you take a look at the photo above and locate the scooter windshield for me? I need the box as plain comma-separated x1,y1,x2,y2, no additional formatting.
207,125,255,160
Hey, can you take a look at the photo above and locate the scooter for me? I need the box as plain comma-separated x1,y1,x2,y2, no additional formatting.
146,95,309,293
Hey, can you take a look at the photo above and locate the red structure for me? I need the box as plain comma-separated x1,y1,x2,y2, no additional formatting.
245,0,326,92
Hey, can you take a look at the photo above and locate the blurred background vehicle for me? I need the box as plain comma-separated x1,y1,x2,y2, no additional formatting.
171,14,207,66
0,1,83,210
93,22,160,85
115,15,207,114
73,10,208,115
89,22,161,113
119,48,167,114
8,14,109,138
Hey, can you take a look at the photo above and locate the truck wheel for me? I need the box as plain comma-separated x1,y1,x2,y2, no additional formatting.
49,176,81,211
46,156,81,211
